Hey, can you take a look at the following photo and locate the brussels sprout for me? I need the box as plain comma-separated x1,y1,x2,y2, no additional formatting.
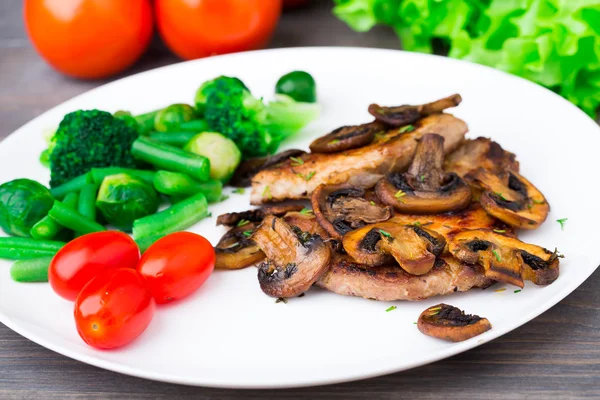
154,104,196,132
275,71,317,103
96,173,160,231
184,132,242,182
0,179,55,237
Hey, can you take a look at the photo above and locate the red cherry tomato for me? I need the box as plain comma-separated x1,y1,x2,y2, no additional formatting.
24,0,153,79
137,232,215,304
154,0,282,60
49,231,140,301
75,268,156,349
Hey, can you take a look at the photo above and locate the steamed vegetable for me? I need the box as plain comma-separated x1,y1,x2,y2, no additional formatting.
0,179,54,237
184,132,241,182
333,0,600,116
48,201,106,235
153,171,223,202
90,168,156,186
96,174,160,231
31,192,79,240
148,131,199,147
154,104,196,132
275,71,317,103
11,257,53,282
50,172,92,199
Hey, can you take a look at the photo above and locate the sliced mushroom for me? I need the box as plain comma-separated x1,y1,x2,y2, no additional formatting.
368,94,462,127
444,137,519,179
309,121,385,153
470,169,549,229
253,215,331,298
375,134,471,214
342,222,446,275
216,204,305,226
448,229,560,287
282,211,330,239
215,222,265,270
311,184,392,239
230,149,306,187
417,303,492,342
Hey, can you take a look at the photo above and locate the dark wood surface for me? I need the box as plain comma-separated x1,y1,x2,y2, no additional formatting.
1,2,599,399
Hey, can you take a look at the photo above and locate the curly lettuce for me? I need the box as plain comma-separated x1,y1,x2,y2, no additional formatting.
333,0,600,116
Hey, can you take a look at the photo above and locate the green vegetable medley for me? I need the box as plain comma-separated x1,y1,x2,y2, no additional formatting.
0,71,320,283
333,0,600,116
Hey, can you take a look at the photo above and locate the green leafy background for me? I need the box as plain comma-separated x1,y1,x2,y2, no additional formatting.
333,0,600,117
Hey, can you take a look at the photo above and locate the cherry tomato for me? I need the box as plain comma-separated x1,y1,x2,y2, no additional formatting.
137,232,215,304
49,231,140,301
75,268,156,349
24,0,153,79
154,0,282,60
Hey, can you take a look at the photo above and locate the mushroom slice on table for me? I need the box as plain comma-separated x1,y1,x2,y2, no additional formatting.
216,204,305,226
470,169,549,229
253,215,332,298
448,229,561,287
215,222,265,270
230,149,307,187
343,222,446,275
309,121,385,153
375,134,471,214
417,303,492,342
311,183,392,239
368,94,462,127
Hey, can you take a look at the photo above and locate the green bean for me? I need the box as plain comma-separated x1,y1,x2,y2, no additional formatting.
134,109,161,134
148,131,198,147
133,193,208,239
48,201,106,235
0,248,56,260
30,192,79,240
10,257,53,282
131,137,210,182
50,172,92,199
0,237,65,252
90,168,156,186
177,119,209,132
153,171,222,203
78,183,97,222
135,234,166,253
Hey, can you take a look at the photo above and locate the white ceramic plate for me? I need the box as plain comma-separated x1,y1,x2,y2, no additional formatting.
0,48,598,389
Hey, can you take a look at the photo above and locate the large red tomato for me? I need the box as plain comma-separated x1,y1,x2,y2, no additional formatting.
24,0,153,79
154,0,282,60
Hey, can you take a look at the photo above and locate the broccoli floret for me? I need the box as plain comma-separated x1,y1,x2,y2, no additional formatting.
197,76,320,158
49,110,139,187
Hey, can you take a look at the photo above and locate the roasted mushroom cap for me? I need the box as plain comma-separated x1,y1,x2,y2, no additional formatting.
309,121,385,153
449,229,560,287
470,169,549,229
368,94,462,127
216,204,305,226
444,137,519,179
417,303,492,342
253,215,331,298
375,134,471,214
311,183,392,239
342,222,446,274
215,222,265,270
230,149,306,187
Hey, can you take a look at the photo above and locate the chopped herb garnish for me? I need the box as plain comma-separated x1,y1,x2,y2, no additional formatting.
557,218,568,230
233,188,245,195
394,190,406,201
242,230,253,237
297,171,315,181
386,306,397,312
413,322,417,325
370,201,376,206
330,139,341,144
275,297,288,304
492,249,501,262
514,289,522,293
290,156,304,166
237,219,250,227
429,306,442,312
220,195,230,201
414,222,422,227
379,229,392,238
495,192,507,201
493,229,506,233
494,288,506,293
299,208,314,215
532,198,544,204
262,185,272,200
399,125,415,133
527,203,533,209
419,175,425,182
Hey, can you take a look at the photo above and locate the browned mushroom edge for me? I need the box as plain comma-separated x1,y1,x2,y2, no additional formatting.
230,149,307,187
253,215,332,298
417,303,492,342
311,183,392,240
309,121,385,153
216,204,305,226
375,134,471,214
368,94,462,127
215,222,265,270
469,169,549,230
448,229,561,287
342,222,446,275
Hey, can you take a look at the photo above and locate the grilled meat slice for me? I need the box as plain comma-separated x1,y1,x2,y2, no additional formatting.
444,137,519,179
316,253,492,301
251,113,468,204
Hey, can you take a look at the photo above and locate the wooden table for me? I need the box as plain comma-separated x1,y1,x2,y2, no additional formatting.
1,2,599,399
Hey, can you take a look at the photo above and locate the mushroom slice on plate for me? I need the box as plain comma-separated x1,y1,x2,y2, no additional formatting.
311,183,392,239
448,229,561,287
444,137,519,179
309,121,385,153
253,215,331,298
375,134,471,214
417,303,492,342
368,94,462,127
470,168,549,229
215,222,265,270
343,223,446,275
216,204,305,226
230,149,307,187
